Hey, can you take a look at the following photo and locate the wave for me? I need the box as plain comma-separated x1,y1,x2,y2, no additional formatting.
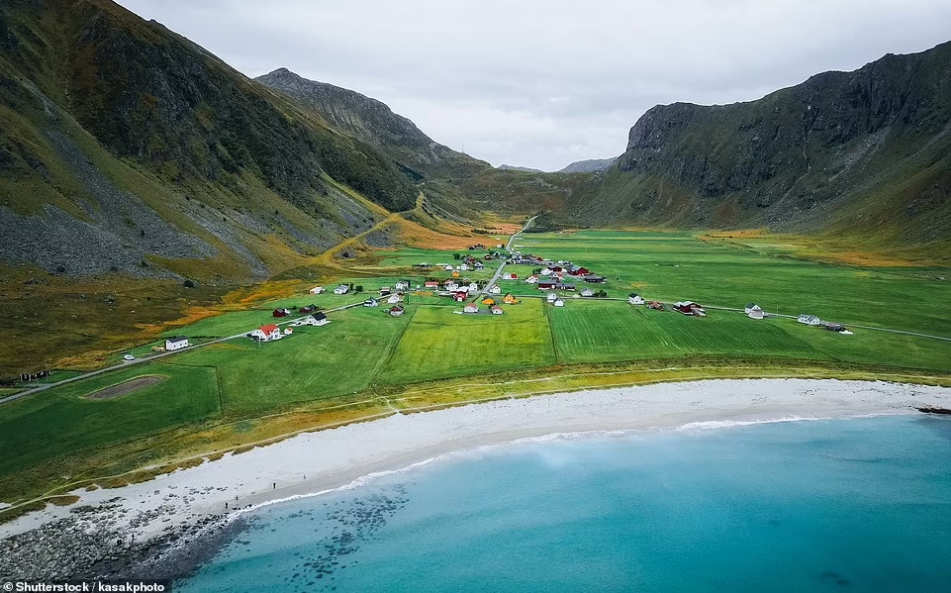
230,409,914,518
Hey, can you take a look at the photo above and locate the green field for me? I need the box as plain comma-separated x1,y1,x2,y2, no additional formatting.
3,230,951,504
381,299,557,384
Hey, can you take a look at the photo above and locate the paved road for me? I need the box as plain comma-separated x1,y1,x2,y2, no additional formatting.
0,300,366,406
479,216,537,297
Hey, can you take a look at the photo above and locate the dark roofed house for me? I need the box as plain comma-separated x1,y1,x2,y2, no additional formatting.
583,275,605,283
165,336,189,351
389,305,405,317
272,308,290,318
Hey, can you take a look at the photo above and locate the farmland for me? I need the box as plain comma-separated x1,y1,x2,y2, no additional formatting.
2,228,951,507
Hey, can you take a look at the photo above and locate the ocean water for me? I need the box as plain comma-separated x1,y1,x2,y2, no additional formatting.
177,415,951,593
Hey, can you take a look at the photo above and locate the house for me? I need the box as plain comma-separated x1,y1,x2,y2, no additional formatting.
251,324,282,342
540,268,552,276
575,267,591,276
502,273,518,280
333,285,349,295
798,314,821,326
525,275,539,284
379,287,392,297
647,300,665,311
364,298,379,307
468,282,480,292
388,305,405,317
299,305,317,314
309,286,325,295
553,299,565,307
583,275,605,284
395,280,410,291
446,282,459,292
538,281,556,290
482,297,496,306
744,303,762,315
463,303,479,314
460,263,469,271
556,283,576,291
387,293,404,304
489,285,502,295
272,308,291,318
424,281,440,289
491,305,504,315
748,308,765,320
628,293,645,305
454,291,468,302
503,293,520,304
445,265,454,271
474,262,485,270
301,313,330,326
580,288,594,297
551,266,563,273
673,301,706,316
165,336,189,351
283,327,294,336
823,322,846,332
452,271,460,278
547,292,558,303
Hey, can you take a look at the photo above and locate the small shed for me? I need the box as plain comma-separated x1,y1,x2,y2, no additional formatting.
165,336,189,351
491,305,504,315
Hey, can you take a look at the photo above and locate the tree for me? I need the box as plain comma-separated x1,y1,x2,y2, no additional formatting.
183,279,196,288
453,253,461,260
355,285,364,293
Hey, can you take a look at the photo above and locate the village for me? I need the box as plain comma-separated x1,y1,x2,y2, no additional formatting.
235,245,855,346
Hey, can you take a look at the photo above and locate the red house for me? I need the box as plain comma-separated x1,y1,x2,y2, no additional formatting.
576,267,591,276
272,308,290,318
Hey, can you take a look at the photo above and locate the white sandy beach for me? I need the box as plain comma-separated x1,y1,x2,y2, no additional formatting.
2,378,950,542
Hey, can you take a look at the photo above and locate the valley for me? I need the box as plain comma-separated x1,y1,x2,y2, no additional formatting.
2,226,950,517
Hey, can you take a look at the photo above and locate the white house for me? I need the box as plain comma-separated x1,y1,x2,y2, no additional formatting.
580,288,594,297
165,336,189,351
553,299,565,307
300,313,330,326
387,293,403,304
798,314,821,325
489,285,502,295
745,303,763,315
309,286,325,295
525,275,539,284
540,268,552,276
502,273,517,280
364,298,379,307
628,293,645,305
445,265,454,271
251,324,282,342
463,304,479,314
333,285,349,295
460,263,469,271
547,292,558,303
395,281,410,291
283,327,294,336
748,309,765,320
491,306,504,315
468,282,479,292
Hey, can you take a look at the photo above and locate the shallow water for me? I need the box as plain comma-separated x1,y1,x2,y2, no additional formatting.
178,415,951,592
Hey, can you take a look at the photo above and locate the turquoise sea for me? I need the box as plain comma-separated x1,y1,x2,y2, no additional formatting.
177,415,951,592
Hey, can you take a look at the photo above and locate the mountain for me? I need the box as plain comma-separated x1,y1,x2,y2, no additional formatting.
559,157,617,173
0,0,420,281
255,68,490,182
581,42,951,247
498,164,543,173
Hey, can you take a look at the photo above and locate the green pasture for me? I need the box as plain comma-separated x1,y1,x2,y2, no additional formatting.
519,231,951,337
0,363,220,478
170,306,412,414
381,299,557,384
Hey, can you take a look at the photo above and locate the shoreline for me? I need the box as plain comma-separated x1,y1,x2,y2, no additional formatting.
2,378,950,580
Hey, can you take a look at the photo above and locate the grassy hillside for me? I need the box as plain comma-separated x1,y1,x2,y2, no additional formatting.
0,0,418,281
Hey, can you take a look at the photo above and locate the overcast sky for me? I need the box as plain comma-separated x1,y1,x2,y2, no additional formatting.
117,0,951,171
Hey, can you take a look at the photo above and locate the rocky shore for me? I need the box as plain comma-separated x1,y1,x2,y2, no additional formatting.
0,501,245,582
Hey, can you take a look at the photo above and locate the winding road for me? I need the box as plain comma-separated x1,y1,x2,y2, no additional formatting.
479,215,537,296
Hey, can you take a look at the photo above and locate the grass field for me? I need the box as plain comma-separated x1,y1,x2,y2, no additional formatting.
2,229,951,509
381,299,557,384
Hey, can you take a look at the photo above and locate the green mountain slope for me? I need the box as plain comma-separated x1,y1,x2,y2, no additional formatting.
0,0,418,280
590,41,951,248
255,68,490,182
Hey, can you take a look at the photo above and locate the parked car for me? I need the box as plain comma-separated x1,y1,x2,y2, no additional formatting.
123,354,135,361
